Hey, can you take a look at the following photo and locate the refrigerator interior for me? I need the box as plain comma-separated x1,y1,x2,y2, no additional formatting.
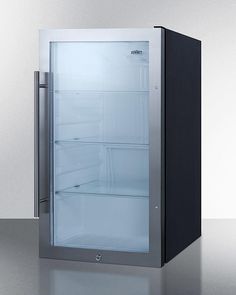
51,41,150,252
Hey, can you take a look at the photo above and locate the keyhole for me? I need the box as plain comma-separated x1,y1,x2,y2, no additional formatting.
96,253,102,262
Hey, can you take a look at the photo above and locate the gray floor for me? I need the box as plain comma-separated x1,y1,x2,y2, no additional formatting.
0,220,235,295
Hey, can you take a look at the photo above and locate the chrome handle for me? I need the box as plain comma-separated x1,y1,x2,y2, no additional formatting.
34,71,50,217
34,71,39,217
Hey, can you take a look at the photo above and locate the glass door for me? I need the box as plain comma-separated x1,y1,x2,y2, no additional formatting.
50,41,150,253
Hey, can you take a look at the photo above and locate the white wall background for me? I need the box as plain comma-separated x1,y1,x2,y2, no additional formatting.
0,0,234,218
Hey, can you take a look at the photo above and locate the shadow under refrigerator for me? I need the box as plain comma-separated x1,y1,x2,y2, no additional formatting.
35,28,201,267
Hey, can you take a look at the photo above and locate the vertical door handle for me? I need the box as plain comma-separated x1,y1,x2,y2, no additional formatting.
34,71,50,217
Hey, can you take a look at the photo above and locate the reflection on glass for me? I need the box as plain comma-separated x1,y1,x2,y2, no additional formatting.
39,239,201,295
50,41,149,252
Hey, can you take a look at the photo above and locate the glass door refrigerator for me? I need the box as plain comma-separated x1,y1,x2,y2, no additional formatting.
35,28,201,267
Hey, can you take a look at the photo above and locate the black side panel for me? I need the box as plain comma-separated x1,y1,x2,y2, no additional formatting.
164,29,201,262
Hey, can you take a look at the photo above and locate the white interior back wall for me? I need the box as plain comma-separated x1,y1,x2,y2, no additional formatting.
0,0,234,218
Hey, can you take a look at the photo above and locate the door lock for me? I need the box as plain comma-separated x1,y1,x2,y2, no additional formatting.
96,253,102,262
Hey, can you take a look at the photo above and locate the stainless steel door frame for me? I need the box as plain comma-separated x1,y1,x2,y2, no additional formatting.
38,28,163,267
